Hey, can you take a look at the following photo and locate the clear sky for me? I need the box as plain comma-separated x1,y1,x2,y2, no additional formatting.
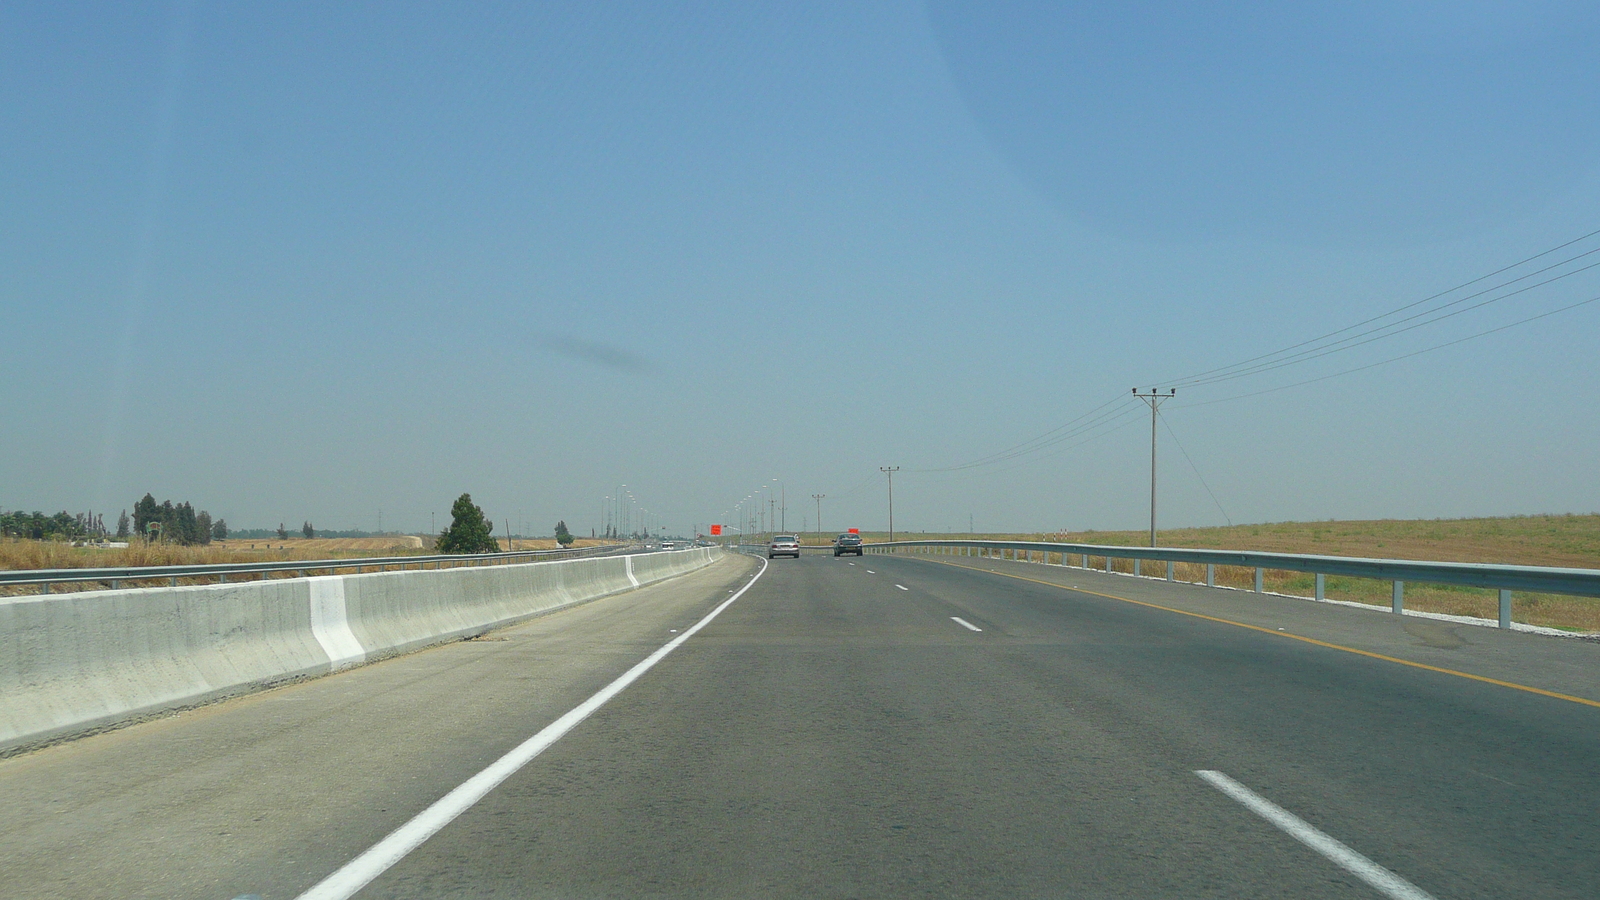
6,1,1599,538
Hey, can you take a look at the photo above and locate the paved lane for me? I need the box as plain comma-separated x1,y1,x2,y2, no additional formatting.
332,552,1600,898
6,551,1598,898
0,557,761,900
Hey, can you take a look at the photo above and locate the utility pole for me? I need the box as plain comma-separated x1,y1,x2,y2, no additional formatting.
880,466,900,541
813,494,825,540
769,498,777,535
1132,388,1175,547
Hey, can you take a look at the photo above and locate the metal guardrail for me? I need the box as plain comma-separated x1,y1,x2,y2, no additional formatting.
0,543,636,595
866,539,1600,630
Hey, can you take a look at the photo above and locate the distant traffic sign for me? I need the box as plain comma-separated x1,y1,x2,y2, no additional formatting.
710,524,722,535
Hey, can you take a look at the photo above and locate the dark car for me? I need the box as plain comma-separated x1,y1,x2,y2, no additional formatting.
833,533,863,556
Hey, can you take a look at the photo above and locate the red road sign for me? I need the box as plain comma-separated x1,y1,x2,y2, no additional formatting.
710,524,722,535
848,527,859,534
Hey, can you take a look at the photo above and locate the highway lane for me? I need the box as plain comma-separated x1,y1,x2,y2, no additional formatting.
5,550,1598,897
318,552,1600,898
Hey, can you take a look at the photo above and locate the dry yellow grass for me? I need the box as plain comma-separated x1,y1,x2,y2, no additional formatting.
217,536,426,552
880,515,1600,633
0,536,624,597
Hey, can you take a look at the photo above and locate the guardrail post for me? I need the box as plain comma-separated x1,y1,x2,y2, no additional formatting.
170,576,178,587
1392,581,1404,614
219,573,227,584
1081,553,1089,568
1205,564,1214,587
1133,559,1141,577
1254,568,1263,592
1105,556,1113,573
1166,561,1174,581
1315,573,1325,601
40,582,50,595
1498,589,1512,629
110,579,120,590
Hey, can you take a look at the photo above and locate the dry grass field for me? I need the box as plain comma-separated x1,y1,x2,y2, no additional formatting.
826,515,1600,633
0,536,622,597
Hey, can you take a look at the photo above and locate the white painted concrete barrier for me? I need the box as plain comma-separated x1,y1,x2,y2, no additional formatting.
0,548,718,755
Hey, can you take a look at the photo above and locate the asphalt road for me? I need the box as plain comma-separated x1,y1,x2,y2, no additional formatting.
4,551,1598,898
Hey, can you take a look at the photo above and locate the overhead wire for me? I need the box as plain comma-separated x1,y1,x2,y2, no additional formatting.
1169,254,1600,388
865,225,1600,482
913,394,1142,473
1163,227,1600,388
1159,411,1231,526
1176,292,1600,408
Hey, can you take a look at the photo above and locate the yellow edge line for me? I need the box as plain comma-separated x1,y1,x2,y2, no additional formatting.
920,556,1600,710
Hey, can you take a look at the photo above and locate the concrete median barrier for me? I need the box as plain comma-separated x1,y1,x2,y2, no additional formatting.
0,548,718,756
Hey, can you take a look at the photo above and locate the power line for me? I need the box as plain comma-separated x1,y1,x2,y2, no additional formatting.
880,226,1600,482
1160,411,1231,526
1171,255,1600,389
1164,227,1600,388
914,394,1142,473
1177,292,1600,409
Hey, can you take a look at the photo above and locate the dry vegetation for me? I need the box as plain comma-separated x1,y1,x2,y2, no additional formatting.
0,535,623,597
874,514,1600,633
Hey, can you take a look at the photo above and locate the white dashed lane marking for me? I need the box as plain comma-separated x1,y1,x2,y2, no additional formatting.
895,584,908,591
1195,771,1437,900
950,617,982,632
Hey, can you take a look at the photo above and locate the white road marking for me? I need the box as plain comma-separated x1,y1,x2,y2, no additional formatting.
895,584,908,591
847,562,856,566
1194,770,1437,900
294,560,772,900
950,617,982,632
865,570,875,574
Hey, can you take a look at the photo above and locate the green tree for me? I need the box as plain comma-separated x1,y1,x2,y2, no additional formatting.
132,494,159,537
212,517,229,541
116,510,130,539
195,510,213,545
437,493,499,554
554,519,574,547
276,523,288,540
303,521,315,539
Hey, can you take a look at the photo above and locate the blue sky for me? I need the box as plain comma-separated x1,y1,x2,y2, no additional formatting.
5,1,1599,538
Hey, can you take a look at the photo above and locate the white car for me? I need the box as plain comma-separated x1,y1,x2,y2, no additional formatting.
768,534,801,559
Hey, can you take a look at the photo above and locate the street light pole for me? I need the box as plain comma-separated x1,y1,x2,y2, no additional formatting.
813,494,825,541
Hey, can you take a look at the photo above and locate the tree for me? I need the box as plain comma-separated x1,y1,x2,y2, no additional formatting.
116,510,130,539
437,493,499,554
303,521,315,539
212,517,229,541
175,502,198,545
195,510,213,545
554,519,574,547
133,494,159,537
277,523,288,540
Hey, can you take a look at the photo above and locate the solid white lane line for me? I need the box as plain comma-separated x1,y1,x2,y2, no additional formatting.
950,617,982,632
294,559,771,900
895,584,908,591
1194,771,1437,900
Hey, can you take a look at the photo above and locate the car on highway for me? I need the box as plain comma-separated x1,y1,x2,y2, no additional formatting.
768,534,801,558
833,533,863,556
